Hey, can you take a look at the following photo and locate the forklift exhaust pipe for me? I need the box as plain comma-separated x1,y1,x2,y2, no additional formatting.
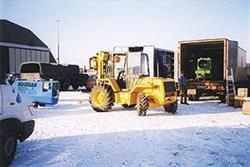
157,63,159,77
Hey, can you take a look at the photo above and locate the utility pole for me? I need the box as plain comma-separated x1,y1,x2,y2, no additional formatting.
57,19,60,64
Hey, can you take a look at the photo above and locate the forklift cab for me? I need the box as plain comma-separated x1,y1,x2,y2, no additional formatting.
113,46,175,90
113,46,174,78
89,46,175,91
113,48,150,90
89,50,150,90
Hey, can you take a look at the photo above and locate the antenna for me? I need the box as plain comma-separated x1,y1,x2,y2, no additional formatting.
57,19,60,64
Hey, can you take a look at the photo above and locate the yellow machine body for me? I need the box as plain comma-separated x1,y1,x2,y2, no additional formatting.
96,77,177,107
89,50,177,116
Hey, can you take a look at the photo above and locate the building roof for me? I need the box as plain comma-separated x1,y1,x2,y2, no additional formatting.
0,19,48,48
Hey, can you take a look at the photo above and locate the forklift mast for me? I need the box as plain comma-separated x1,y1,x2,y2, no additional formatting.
90,51,114,79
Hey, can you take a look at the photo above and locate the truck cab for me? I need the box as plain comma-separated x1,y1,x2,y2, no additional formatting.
0,84,35,166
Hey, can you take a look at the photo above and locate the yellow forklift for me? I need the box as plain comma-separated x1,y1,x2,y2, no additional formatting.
89,46,177,116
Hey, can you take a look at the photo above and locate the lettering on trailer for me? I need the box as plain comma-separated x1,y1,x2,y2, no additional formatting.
18,82,37,87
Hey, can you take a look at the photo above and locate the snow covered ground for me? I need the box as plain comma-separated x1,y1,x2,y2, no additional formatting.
11,91,250,167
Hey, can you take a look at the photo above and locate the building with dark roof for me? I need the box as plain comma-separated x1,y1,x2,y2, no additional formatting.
0,19,56,83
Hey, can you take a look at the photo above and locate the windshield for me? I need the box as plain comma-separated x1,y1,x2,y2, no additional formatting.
21,64,40,73
127,52,150,77
128,52,141,77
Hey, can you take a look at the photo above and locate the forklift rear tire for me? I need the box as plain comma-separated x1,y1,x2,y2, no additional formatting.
122,104,136,108
90,85,114,112
137,93,148,116
164,101,178,114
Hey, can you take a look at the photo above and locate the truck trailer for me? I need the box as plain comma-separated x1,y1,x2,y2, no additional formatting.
177,38,247,103
20,62,89,91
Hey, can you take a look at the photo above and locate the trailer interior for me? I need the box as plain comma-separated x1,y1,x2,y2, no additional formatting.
181,41,224,81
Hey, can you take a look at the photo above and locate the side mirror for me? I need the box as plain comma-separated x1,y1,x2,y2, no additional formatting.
5,73,20,85
89,56,97,70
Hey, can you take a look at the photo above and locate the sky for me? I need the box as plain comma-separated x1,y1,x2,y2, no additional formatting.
0,0,249,67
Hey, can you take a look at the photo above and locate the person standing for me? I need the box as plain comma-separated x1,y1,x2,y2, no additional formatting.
178,72,189,105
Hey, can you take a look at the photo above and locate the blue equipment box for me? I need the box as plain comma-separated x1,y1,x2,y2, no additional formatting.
12,80,60,106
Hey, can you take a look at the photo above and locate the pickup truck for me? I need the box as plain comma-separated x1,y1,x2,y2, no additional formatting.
0,84,35,167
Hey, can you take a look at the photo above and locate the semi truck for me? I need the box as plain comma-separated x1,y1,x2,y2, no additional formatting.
177,38,248,103
20,62,89,91
0,84,34,166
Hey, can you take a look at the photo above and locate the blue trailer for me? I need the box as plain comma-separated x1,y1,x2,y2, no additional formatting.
12,79,60,107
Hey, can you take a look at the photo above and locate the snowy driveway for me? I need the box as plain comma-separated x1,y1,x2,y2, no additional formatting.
11,92,250,167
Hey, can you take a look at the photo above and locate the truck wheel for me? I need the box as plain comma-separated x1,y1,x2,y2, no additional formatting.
62,81,70,91
122,104,136,108
72,84,79,90
39,103,46,107
164,101,178,114
90,85,114,112
32,102,39,108
86,87,92,92
0,129,17,167
137,93,148,116
189,95,199,101
219,95,226,103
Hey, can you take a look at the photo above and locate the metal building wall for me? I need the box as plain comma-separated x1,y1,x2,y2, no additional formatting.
8,47,50,73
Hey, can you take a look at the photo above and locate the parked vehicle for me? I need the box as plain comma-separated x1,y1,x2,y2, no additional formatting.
85,75,96,91
0,84,34,166
89,46,177,116
20,62,89,91
177,38,247,103
12,79,60,108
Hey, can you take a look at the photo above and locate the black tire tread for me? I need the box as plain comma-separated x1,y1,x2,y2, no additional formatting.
0,127,17,167
90,85,114,112
137,93,148,116
72,84,79,90
164,101,178,114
